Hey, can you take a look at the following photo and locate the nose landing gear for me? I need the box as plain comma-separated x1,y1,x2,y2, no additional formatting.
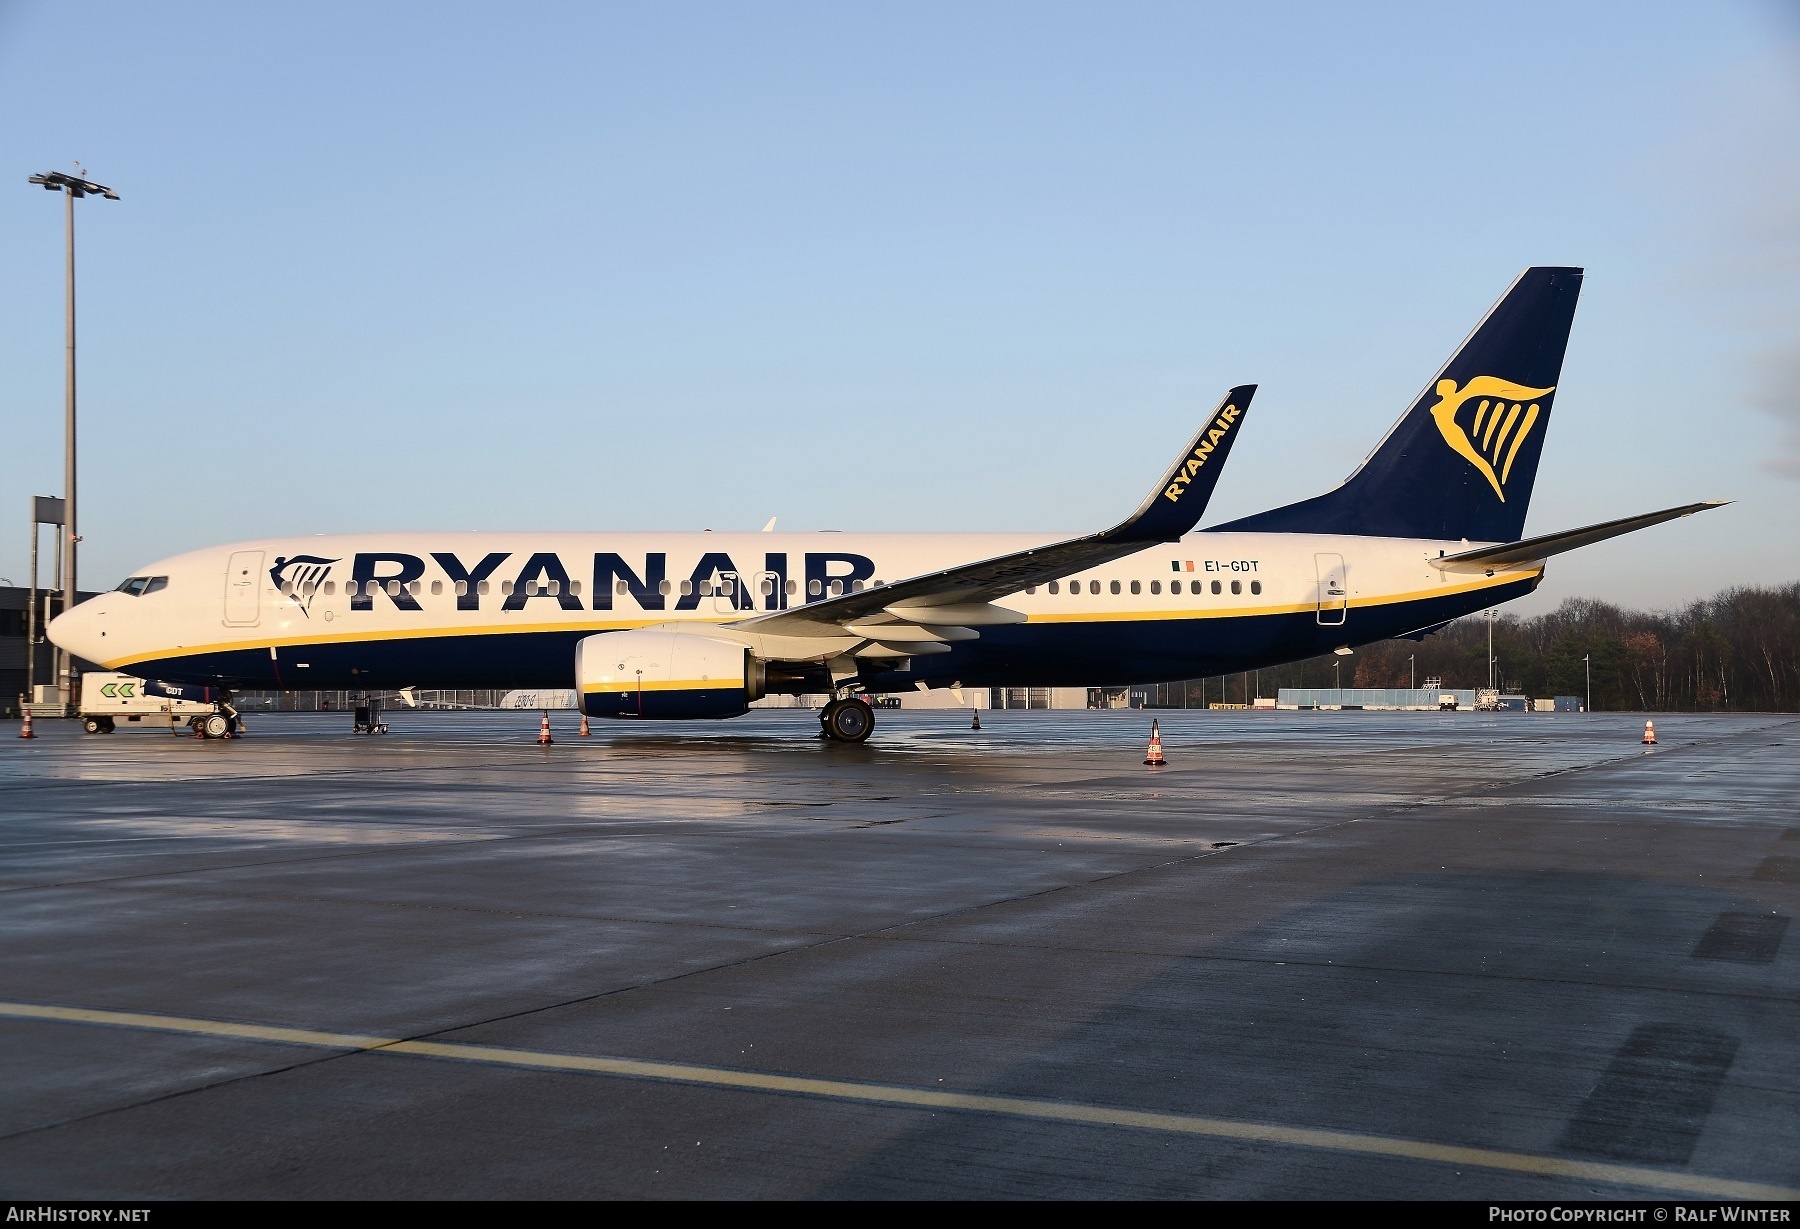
187,712,239,739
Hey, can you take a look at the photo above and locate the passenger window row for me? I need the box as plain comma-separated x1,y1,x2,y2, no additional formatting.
275,574,881,602
1023,579,1263,597
135,568,1265,605
262,571,1265,603
811,578,879,597
322,577,589,598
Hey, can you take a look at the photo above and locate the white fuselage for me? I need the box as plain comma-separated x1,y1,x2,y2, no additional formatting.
50,529,1539,694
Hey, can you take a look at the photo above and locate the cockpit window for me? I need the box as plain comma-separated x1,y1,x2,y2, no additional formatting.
115,576,168,596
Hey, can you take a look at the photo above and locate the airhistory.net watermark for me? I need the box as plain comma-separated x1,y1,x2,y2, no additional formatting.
5,1211,151,1223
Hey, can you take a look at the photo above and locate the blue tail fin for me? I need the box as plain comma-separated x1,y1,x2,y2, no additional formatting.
1210,266,1583,542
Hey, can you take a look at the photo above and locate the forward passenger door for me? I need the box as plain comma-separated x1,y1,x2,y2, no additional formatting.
223,551,264,627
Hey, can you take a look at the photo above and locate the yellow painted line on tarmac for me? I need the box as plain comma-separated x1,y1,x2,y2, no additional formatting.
5,999,1794,1201
3,1001,394,1050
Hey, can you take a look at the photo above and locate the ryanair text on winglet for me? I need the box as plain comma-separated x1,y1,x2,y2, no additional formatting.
1162,404,1240,503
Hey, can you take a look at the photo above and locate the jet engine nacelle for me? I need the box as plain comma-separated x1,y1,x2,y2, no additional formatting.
575,629,766,720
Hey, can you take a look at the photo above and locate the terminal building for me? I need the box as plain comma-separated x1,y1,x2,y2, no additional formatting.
2,585,99,718
1277,687,1583,712
229,685,1142,714
1279,687,1480,710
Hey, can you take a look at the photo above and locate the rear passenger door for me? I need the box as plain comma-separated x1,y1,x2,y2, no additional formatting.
1314,553,1347,626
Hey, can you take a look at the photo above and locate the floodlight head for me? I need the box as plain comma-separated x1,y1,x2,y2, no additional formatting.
28,171,119,200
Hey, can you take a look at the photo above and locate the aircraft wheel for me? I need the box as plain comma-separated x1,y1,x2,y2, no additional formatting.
822,697,874,743
201,713,231,739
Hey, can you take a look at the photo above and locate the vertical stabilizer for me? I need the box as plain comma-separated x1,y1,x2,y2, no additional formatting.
1211,267,1583,542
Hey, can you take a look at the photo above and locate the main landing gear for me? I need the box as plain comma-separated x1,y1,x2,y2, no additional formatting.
820,696,875,743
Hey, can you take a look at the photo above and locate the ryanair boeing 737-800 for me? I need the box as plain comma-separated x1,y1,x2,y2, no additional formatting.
48,267,1724,742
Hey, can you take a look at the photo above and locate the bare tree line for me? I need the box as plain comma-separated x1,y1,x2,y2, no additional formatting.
1233,581,1800,712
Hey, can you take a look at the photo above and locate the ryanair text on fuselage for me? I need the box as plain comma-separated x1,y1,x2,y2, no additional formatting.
327,549,868,614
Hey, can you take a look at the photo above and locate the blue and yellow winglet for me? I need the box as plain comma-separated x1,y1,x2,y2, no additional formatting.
1109,384,1257,543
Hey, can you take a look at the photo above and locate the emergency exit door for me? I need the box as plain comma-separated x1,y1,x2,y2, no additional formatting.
224,550,264,626
1314,553,1347,626
753,570,782,611
712,571,745,615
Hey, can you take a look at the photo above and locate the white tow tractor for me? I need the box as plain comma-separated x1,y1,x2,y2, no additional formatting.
78,671,240,738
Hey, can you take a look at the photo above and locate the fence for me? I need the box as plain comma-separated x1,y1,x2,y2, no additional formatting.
1277,688,1479,710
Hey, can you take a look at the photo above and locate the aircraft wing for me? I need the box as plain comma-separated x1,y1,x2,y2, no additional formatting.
734,385,1256,638
1431,501,1730,572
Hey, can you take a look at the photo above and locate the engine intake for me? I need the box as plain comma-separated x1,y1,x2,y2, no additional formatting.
575,629,765,720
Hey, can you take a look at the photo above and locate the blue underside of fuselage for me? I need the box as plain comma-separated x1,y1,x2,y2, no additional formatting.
124,578,1535,697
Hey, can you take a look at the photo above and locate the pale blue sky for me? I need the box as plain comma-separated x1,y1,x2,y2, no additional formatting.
2,1,1797,613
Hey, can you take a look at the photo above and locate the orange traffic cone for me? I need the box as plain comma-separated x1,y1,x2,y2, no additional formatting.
538,711,554,746
1144,719,1165,767
19,710,35,739
578,711,590,737
1642,719,1656,745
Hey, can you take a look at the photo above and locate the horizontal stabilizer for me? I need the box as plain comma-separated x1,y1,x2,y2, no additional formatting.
1432,501,1730,572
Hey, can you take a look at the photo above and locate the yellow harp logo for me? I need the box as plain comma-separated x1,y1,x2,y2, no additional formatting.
1429,376,1555,501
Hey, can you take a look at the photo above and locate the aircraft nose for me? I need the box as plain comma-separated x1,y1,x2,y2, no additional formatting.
47,596,110,667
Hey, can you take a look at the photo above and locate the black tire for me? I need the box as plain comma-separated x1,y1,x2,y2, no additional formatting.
201,713,231,739
823,698,874,743
82,716,103,735
100,716,116,734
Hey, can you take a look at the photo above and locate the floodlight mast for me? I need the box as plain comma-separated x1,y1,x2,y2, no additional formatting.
28,171,118,703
